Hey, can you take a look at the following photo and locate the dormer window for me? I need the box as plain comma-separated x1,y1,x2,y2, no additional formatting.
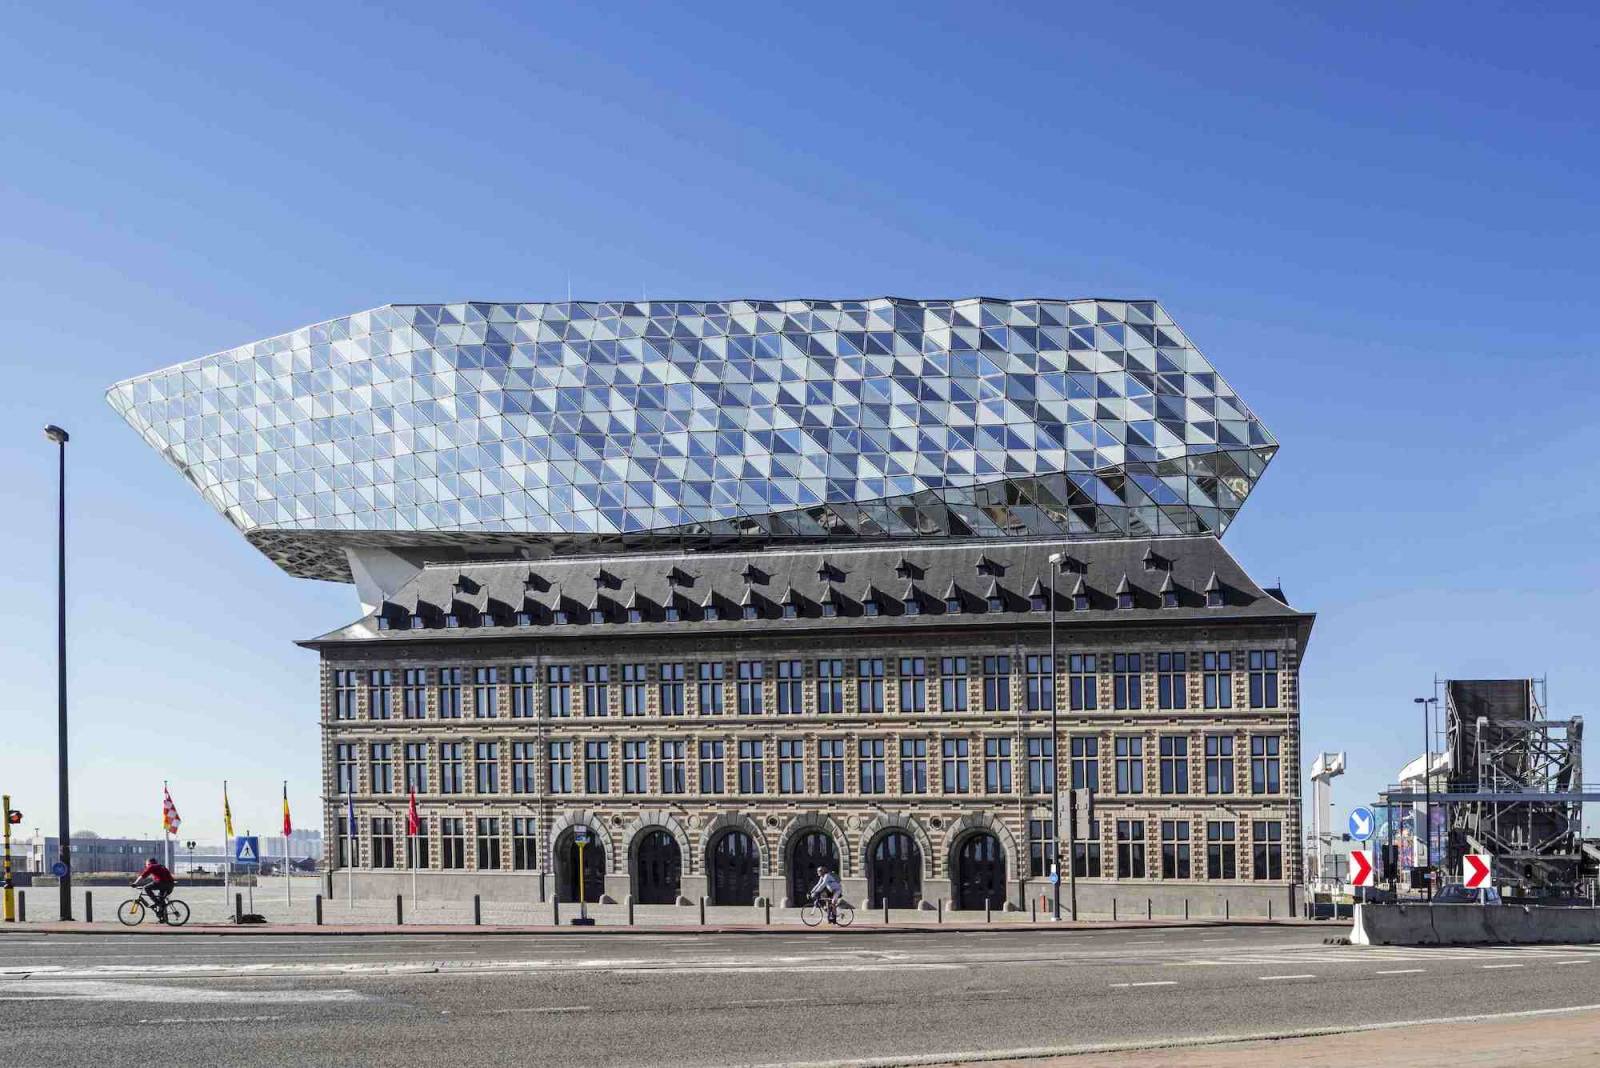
1162,590,1180,609
589,608,606,625
781,600,798,619
664,605,680,622
377,615,393,631
1028,593,1045,612
863,598,880,617
742,603,760,621
444,613,461,628
480,613,497,628
821,600,838,618
704,604,721,622
894,556,917,580
409,614,427,630
1117,591,1135,610
515,611,532,627
552,608,569,625
902,597,921,616
1206,589,1224,608
945,596,962,614
1072,593,1089,612
627,607,644,624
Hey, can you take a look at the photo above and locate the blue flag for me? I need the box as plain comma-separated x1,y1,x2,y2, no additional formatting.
347,794,356,839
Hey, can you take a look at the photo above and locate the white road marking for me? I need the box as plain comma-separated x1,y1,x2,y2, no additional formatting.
1109,980,1178,988
0,981,367,1005
1556,960,1591,965
1258,974,1315,980
137,1015,285,1026
481,1005,592,1014
1375,969,1425,975
1482,963,1524,969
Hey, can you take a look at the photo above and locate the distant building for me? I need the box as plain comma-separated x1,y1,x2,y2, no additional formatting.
42,835,166,875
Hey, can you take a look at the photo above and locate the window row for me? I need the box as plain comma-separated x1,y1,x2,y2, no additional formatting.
1047,818,1286,880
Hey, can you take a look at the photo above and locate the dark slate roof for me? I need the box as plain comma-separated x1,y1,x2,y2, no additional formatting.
300,535,1311,647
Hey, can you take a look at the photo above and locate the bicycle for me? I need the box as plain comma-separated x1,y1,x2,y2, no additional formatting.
801,893,854,928
116,885,191,927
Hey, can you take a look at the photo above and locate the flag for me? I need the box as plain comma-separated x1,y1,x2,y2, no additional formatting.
222,782,234,841
162,785,182,835
282,781,293,838
407,790,420,837
346,793,356,839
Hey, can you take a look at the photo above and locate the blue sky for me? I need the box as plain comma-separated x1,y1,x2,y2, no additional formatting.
2,2,1595,841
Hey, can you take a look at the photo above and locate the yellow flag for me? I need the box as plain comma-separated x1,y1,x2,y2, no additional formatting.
222,781,235,841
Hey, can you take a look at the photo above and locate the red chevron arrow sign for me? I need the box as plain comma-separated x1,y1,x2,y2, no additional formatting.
1349,849,1374,887
1464,853,1492,889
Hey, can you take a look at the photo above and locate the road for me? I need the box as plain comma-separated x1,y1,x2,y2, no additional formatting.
2,925,1597,1067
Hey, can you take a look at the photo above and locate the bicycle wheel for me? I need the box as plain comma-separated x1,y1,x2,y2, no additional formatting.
116,899,146,927
835,903,855,928
801,903,823,927
163,899,191,927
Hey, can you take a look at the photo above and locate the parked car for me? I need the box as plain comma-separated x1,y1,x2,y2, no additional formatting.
1434,884,1502,904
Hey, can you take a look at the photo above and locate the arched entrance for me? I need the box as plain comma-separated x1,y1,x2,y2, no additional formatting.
635,829,682,905
788,830,839,906
709,829,759,905
868,831,922,909
555,828,606,903
954,832,1005,910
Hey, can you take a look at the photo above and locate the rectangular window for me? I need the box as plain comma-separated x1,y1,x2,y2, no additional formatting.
439,742,464,795
584,740,610,794
660,740,686,794
858,738,886,794
1025,654,1054,712
983,737,1013,793
1206,820,1237,879
1248,650,1280,709
510,665,537,718
898,657,927,713
368,669,394,720
778,739,804,794
659,662,686,716
407,823,429,869
1028,818,1056,877
941,737,970,794
1251,736,1282,794
1203,651,1233,709
857,658,885,713
547,740,573,794
1114,735,1144,794
545,665,572,718
1072,820,1102,877
776,660,803,715
738,739,765,793
622,740,648,794
583,665,609,717
940,656,969,712
1252,820,1284,880
474,667,498,718
1070,736,1099,791
697,662,725,715
1205,735,1236,794
1156,652,1186,710
437,667,461,719
371,817,396,869
1112,653,1142,711
1116,819,1145,878
511,741,536,794
404,742,428,793
899,737,928,794
512,817,537,870
476,817,501,870
335,743,357,795
474,741,498,794
441,817,466,869
621,664,648,716
1026,736,1055,794
737,660,764,715
1069,654,1098,711
1158,735,1189,794
818,738,845,794
698,739,725,794
402,668,426,719
982,655,1011,712
816,659,844,714
334,670,359,720
1160,819,1191,879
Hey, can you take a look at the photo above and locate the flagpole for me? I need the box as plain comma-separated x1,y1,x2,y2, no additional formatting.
283,781,292,913
346,792,354,907
223,780,231,903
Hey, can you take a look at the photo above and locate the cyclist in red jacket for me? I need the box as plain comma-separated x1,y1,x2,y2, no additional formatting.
133,857,176,912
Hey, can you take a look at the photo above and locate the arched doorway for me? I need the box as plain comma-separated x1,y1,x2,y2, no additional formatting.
555,829,606,903
868,831,922,909
709,830,759,905
635,829,682,905
954,832,1005,910
788,829,839,906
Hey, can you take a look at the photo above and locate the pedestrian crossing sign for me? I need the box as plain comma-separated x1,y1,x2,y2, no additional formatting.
235,836,260,863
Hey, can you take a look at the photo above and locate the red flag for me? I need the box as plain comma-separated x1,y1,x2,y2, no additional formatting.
161,785,182,835
407,790,420,837
282,781,293,838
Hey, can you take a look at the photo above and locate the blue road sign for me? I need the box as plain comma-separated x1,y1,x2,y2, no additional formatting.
51,861,68,878
1348,807,1375,842
234,836,261,864
1049,868,1061,885
573,827,590,846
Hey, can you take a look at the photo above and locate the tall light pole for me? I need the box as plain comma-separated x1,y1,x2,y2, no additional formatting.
44,424,71,921
1413,695,1437,901
1047,551,1064,921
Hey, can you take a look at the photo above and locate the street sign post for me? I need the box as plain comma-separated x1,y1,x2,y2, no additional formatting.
235,836,260,865
1349,848,1374,888
572,827,594,926
1347,807,1374,842
1463,853,1493,889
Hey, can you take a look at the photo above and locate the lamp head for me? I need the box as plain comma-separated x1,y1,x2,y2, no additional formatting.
44,424,69,444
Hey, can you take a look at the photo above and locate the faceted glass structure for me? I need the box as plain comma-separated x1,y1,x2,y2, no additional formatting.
107,298,1276,583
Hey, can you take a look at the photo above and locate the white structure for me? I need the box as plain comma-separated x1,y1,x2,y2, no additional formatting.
1307,751,1346,889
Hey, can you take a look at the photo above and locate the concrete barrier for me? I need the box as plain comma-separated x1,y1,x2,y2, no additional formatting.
1353,903,1600,945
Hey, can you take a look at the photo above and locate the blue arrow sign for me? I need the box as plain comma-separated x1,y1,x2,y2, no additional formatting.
1348,807,1375,842
51,861,69,878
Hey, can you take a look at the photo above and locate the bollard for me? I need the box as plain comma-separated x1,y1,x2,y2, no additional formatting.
552,897,560,925
627,894,635,926
885,901,891,926
699,896,706,925
1030,898,1037,923
396,894,404,925
1268,899,1273,921
985,901,992,923
1225,899,1230,920
235,892,243,924
764,898,771,925
16,891,24,923
85,891,93,923
1111,898,1117,921
1147,898,1152,921
473,894,481,926
1184,898,1189,920
315,894,323,926
937,898,944,924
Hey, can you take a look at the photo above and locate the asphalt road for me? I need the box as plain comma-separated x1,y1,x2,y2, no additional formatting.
3,925,1597,1067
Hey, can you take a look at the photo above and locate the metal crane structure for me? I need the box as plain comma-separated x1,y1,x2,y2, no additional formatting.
1307,751,1347,890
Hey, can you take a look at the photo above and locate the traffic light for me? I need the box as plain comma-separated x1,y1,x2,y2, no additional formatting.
4,809,19,825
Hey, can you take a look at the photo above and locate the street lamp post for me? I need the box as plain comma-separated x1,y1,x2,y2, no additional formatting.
1413,695,1437,901
1047,551,1065,921
44,424,71,921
